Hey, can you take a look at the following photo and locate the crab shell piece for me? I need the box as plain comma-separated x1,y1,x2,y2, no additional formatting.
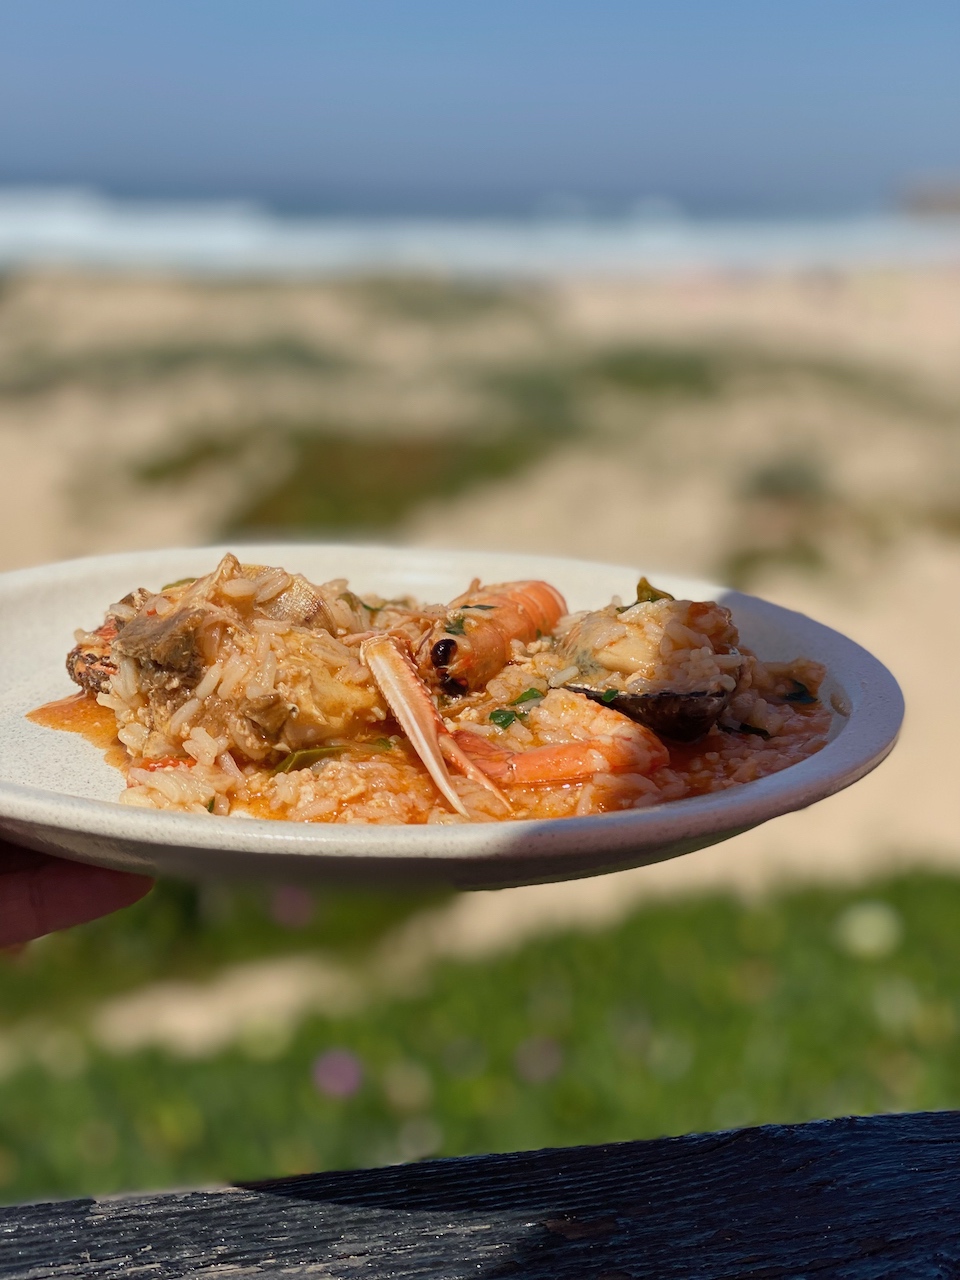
564,685,732,743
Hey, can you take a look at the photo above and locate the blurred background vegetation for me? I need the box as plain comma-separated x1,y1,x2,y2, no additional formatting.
3,271,959,583
5,873,960,1199
2,267,960,1203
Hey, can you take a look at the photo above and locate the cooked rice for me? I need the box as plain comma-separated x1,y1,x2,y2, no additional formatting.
54,554,831,825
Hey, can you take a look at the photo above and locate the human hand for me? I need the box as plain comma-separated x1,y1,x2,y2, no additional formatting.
0,844,153,949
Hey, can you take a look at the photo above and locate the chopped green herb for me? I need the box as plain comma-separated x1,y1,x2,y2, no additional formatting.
444,616,467,636
511,688,544,706
737,723,771,739
783,680,817,705
635,577,675,604
464,603,495,610
272,746,345,774
601,689,620,704
373,737,394,750
338,590,368,612
206,797,216,812
366,599,409,615
161,577,197,590
489,708,519,729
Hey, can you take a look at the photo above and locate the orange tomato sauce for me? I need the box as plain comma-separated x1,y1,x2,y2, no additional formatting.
28,692,125,769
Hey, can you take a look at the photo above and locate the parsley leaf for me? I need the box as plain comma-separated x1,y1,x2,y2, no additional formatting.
444,615,467,636
338,590,368,612
601,689,620,704
511,688,544,705
272,746,345,773
634,577,675,604
272,740,392,774
489,708,519,729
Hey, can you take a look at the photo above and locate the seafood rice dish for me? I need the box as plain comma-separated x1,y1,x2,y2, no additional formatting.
42,555,832,825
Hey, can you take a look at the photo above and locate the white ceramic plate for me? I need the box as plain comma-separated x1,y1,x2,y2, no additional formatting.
0,544,903,889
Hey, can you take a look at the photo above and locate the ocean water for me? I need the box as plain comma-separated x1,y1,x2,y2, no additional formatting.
0,188,958,276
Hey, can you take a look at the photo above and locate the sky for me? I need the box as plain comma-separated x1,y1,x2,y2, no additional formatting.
1,1,959,215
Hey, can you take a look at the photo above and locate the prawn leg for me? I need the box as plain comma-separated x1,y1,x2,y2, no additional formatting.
360,634,511,816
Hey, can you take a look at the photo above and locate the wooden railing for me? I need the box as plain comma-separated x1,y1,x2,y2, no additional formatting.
3,1111,959,1277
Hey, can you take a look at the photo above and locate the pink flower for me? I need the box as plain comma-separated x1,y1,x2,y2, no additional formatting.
312,1049,363,1098
269,885,314,929
515,1036,563,1084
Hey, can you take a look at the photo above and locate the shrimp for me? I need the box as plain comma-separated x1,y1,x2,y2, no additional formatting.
361,581,705,815
450,689,670,786
361,635,667,815
360,634,511,817
359,579,566,813
415,579,567,695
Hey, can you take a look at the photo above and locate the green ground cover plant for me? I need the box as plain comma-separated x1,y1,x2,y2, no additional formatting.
0,337,346,397
124,328,958,567
2,872,959,1203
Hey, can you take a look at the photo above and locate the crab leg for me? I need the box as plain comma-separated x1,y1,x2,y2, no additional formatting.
360,634,511,816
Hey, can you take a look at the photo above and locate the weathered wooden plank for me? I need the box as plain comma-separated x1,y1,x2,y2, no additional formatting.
2,1112,960,1278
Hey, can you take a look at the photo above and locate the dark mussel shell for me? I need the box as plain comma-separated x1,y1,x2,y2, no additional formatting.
566,685,731,743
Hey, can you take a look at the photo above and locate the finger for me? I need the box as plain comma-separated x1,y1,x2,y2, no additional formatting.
0,847,52,873
0,856,154,948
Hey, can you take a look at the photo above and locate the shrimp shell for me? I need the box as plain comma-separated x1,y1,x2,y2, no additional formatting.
451,691,670,785
416,579,567,694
